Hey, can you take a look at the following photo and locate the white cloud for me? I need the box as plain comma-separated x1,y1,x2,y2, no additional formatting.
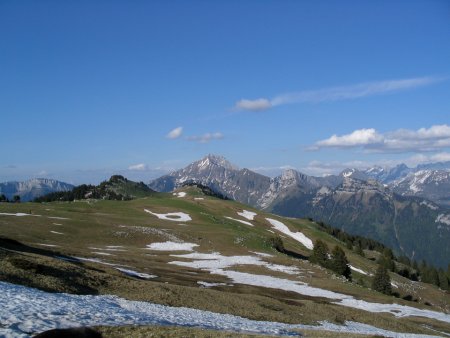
313,124,450,153
128,163,148,171
186,132,224,144
301,152,450,176
430,152,450,162
234,76,442,111
36,170,48,177
235,98,272,111
315,129,383,148
166,127,183,139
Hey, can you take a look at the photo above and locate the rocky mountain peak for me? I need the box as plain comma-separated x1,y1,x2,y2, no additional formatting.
280,168,299,181
195,154,238,171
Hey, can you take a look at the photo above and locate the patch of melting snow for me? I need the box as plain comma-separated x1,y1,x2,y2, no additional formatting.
146,241,199,251
194,197,204,200
420,201,438,210
237,210,257,221
170,252,450,325
47,216,70,220
174,192,187,198
36,243,60,248
144,209,192,222
250,251,273,258
197,281,229,288
115,268,157,280
74,257,117,266
171,252,299,275
0,212,39,217
0,281,440,338
50,231,64,235
266,218,314,250
349,265,368,275
52,223,63,226
224,216,253,227
92,252,115,256
436,214,450,226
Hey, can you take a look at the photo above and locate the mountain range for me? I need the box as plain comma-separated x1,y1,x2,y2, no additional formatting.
150,155,450,267
2,155,450,267
0,178,74,202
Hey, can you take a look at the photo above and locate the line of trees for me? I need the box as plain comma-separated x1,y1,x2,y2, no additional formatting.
314,219,450,291
0,194,20,203
309,240,352,280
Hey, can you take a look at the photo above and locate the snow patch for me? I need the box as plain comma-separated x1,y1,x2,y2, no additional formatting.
237,210,257,221
144,209,192,222
174,192,187,198
266,218,314,250
116,268,157,280
435,214,450,226
224,216,253,227
170,252,299,275
0,212,38,217
74,257,116,266
420,201,438,210
349,265,368,275
0,281,442,338
197,281,228,288
194,197,204,200
36,244,60,248
250,251,273,258
170,252,450,325
92,252,114,256
147,241,199,251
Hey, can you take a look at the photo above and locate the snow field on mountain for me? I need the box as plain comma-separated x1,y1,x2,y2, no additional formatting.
265,218,314,250
169,251,450,325
170,252,299,275
147,241,199,251
115,268,157,280
349,265,368,275
436,213,450,226
237,210,257,220
144,209,192,222
0,213,70,220
224,216,254,226
0,281,439,338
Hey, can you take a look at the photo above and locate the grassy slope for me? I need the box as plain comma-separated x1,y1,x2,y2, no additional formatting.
0,186,449,337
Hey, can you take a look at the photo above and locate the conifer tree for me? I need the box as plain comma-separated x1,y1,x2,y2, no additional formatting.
309,239,329,267
329,246,351,280
378,248,396,272
438,269,449,290
372,265,392,295
354,244,365,257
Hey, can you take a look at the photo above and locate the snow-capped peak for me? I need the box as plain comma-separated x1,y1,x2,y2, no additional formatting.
341,169,355,178
196,154,238,171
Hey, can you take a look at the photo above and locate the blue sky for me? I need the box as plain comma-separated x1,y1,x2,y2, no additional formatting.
1,1,450,184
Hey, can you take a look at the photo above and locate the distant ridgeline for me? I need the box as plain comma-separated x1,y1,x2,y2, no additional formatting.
33,175,154,202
